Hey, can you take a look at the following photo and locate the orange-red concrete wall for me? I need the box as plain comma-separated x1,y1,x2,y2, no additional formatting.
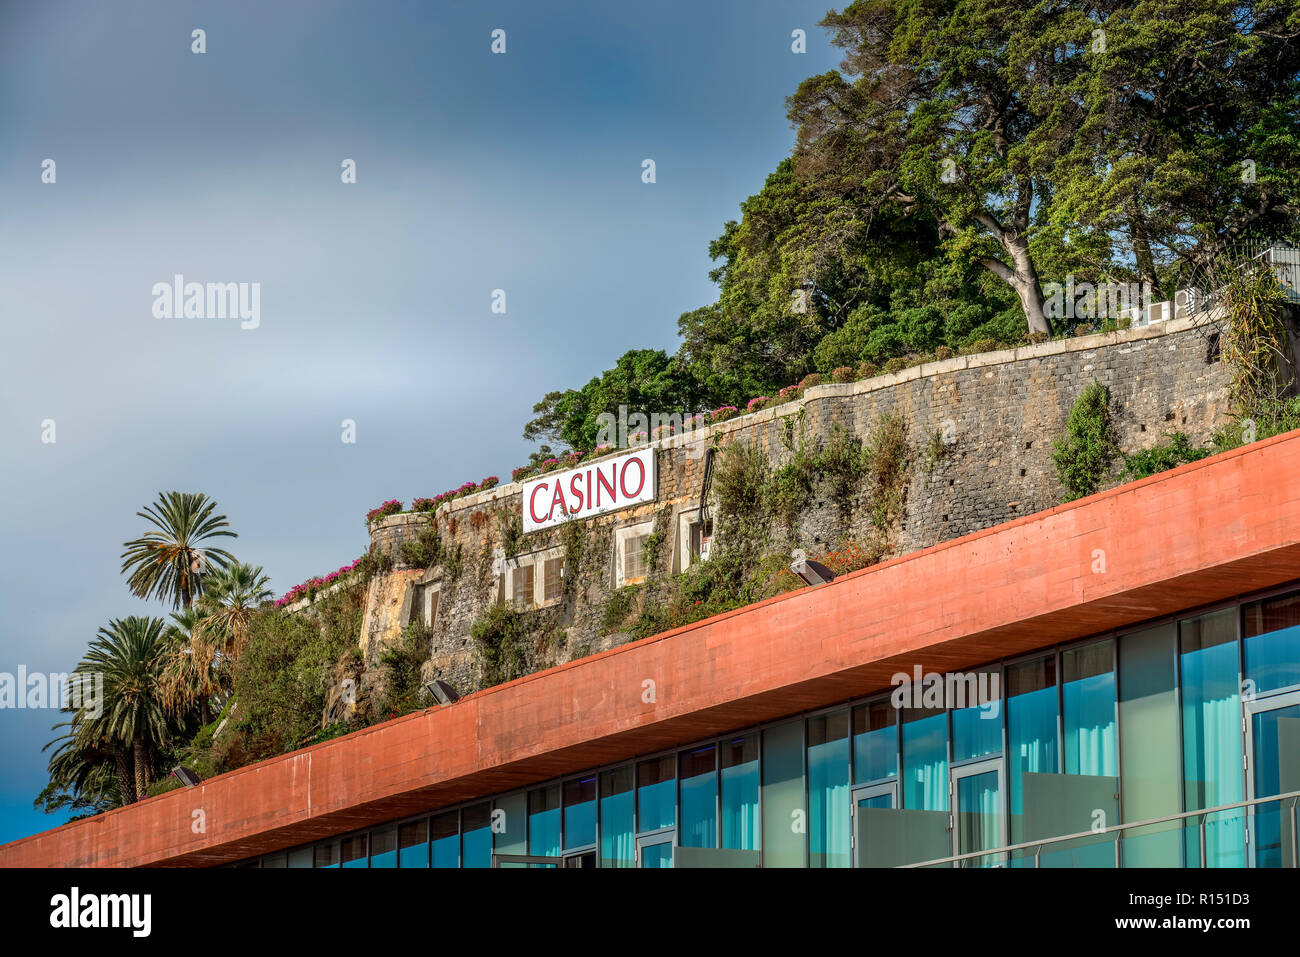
8,430,1300,867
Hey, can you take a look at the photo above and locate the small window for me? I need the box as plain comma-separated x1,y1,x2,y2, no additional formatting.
678,512,713,573
511,563,535,607
624,534,648,580
543,556,564,602
692,519,713,562
406,582,439,628
617,521,655,587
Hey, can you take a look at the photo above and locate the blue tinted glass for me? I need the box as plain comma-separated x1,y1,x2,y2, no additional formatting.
641,841,673,868
1244,593,1300,695
398,820,428,868
720,738,759,851
679,747,716,848
369,827,397,868
1251,703,1300,868
600,769,636,867
563,777,597,849
853,702,897,783
432,835,458,868
462,826,491,868
902,711,948,811
1181,614,1244,867
1059,643,1119,868
952,671,1002,761
1007,664,1058,862
528,809,560,861
808,712,850,868
1064,672,1117,776
637,757,675,831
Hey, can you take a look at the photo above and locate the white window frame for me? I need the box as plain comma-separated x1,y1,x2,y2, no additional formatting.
677,510,714,574
403,579,441,628
615,519,656,589
504,546,566,610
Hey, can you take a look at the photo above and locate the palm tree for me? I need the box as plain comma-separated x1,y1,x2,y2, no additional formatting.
196,562,273,661
120,492,238,609
40,716,128,813
81,617,171,801
160,607,223,725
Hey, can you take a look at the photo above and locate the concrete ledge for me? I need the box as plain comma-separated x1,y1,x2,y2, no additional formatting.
6,425,1300,868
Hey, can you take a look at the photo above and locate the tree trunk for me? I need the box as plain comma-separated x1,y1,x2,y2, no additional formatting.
1129,206,1161,301
133,738,149,801
974,212,1051,335
115,751,135,806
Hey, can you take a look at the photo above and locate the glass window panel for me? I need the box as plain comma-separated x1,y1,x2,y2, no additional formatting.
1006,655,1058,864
761,720,805,867
1250,704,1300,868
340,834,368,868
528,784,561,864
261,851,287,868
719,734,759,851
852,700,897,783
431,811,459,868
623,534,649,581
314,841,339,869
678,746,717,848
511,564,534,607
462,803,493,868
1055,639,1119,867
1179,609,1244,867
600,766,636,867
641,840,673,868
807,711,850,868
1243,590,1300,694
951,668,1003,761
544,556,564,602
493,792,526,868
901,708,948,811
1119,624,1182,866
637,755,676,831
563,776,597,849
398,819,428,868
369,826,397,868
287,847,313,868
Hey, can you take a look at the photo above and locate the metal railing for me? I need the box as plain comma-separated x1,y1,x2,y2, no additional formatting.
901,788,1300,868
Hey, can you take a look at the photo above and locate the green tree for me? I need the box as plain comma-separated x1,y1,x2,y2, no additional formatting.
1053,381,1120,501
1053,1,1300,288
160,607,223,725
80,617,171,801
524,349,702,453
121,492,238,609
195,562,274,661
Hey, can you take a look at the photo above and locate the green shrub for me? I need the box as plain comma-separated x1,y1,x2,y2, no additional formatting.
1120,432,1211,481
399,525,442,568
372,620,433,720
471,604,536,686
1053,381,1119,501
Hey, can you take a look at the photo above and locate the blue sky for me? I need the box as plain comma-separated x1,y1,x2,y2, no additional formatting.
0,0,842,843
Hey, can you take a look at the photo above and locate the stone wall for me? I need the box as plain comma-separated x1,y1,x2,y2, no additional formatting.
345,316,1230,715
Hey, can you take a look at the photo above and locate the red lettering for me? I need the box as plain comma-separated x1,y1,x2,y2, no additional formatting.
596,465,616,507
620,456,646,498
529,482,550,525
569,471,585,512
549,482,568,521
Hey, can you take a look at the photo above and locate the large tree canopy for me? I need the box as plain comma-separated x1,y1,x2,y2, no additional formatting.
525,0,1300,455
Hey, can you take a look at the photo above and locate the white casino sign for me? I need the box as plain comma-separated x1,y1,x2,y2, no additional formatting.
521,447,657,532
